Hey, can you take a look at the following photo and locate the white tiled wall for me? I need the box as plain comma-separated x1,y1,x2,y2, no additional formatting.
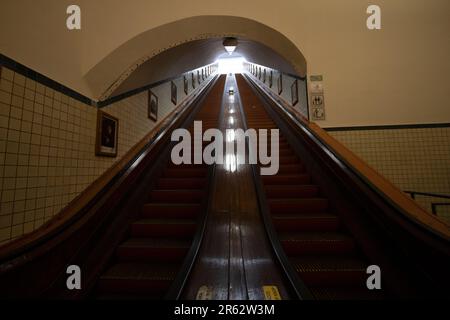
0,64,216,244
329,127,450,223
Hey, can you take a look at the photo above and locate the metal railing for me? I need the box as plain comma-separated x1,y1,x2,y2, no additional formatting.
404,190,450,215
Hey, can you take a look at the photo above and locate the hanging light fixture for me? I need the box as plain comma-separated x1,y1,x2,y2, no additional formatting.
223,37,238,55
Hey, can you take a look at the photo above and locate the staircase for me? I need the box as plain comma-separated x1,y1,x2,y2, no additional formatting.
236,74,383,300
95,76,225,299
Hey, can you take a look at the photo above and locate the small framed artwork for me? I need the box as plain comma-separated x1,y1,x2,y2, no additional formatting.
269,70,273,88
291,79,299,106
278,74,283,95
191,72,196,89
171,81,177,105
197,70,201,84
95,110,119,157
263,69,266,83
183,75,188,95
148,90,158,121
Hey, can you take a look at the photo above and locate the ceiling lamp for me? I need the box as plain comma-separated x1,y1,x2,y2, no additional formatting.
223,37,238,55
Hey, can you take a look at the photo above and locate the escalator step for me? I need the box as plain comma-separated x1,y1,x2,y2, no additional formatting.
279,156,301,164
289,256,367,286
142,203,201,219
268,198,329,213
149,189,204,203
280,232,355,255
131,219,196,237
276,164,305,174
310,286,385,300
157,178,206,189
272,213,339,231
117,238,191,262
262,174,311,185
97,262,179,295
163,168,207,178
265,185,319,198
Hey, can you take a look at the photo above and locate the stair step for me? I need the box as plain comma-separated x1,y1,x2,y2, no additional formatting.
279,156,301,164
289,256,367,286
272,213,339,231
157,178,206,189
97,262,179,295
309,286,385,300
268,198,329,213
265,185,319,198
142,203,201,219
276,164,305,174
167,163,207,169
262,174,311,185
131,219,196,238
117,238,191,262
280,232,355,255
149,190,204,204
164,168,207,178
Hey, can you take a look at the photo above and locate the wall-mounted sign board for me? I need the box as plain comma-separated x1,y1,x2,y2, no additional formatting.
309,75,326,121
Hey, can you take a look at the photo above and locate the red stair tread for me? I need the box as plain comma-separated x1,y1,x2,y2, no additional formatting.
279,231,356,255
262,174,311,185
141,202,202,219
310,286,385,300
272,213,339,231
132,218,196,225
97,263,179,294
265,185,319,198
268,198,329,213
157,178,206,189
117,238,191,262
119,237,191,249
164,168,207,178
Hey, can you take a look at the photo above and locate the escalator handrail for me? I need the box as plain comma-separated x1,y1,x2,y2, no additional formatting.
243,73,450,242
235,75,314,300
0,75,220,265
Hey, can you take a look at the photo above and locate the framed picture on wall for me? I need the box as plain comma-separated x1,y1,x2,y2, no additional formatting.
263,69,266,83
258,67,261,80
269,70,273,88
148,90,158,121
183,75,188,95
171,81,177,105
197,70,201,84
95,110,118,157
291,79,299,106
278,74,283,95
191,72,196,89
202,69,204,80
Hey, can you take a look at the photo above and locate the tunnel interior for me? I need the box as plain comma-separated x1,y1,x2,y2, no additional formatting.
106,37,302,101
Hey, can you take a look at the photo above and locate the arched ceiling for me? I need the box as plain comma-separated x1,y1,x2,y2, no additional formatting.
84,16,307,101
110,37,298,98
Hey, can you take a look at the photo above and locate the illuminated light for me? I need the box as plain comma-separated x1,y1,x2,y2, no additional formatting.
217,57,245,74
224,46,236,54
225,154,237,172
223,37,238,55
226,129,235,142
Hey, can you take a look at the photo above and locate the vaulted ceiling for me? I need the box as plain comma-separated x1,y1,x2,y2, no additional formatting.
110,37,298,98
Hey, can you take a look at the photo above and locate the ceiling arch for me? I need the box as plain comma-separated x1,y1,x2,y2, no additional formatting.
83,15,307,101
110,37,300,98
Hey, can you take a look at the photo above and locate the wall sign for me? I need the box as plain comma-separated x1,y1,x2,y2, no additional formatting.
309,75,325,121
